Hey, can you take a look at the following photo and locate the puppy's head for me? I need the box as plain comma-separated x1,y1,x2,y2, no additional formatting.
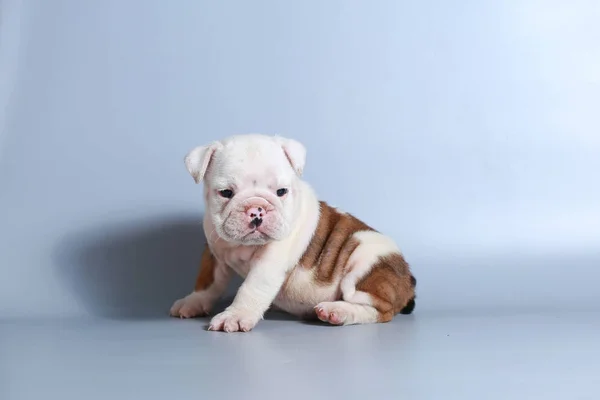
185,134,306,246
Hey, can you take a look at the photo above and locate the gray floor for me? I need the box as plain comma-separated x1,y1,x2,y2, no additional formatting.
3,310,599,400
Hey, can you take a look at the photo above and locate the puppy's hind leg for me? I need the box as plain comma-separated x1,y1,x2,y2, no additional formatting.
315,253,416,325
314,301,379,325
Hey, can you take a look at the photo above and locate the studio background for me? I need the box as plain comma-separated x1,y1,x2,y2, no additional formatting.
1,0,599,320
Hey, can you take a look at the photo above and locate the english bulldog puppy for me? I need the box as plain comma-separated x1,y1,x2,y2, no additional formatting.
170,134,416,332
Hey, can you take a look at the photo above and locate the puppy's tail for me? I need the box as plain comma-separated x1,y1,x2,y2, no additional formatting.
399,274,416,314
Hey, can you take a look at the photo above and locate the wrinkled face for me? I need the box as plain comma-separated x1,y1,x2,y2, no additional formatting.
185,134,306,246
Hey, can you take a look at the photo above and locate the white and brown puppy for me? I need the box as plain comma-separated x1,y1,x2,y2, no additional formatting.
170,134,416,332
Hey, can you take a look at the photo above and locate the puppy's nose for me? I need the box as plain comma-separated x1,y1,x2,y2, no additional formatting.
246,206,266,229
246,206,266,219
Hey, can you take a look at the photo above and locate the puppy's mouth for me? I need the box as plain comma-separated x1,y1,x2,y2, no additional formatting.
231,229,269,245
243,229,269,239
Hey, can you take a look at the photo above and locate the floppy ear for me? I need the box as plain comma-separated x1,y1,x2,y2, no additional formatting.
276,137,306,176
184,142,221,183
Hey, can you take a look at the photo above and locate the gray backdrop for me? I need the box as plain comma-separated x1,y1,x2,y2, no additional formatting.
1,0,599,320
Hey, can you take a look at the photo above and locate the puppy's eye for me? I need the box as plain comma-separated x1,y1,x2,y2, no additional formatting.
219,189,234,199
276,188,288,197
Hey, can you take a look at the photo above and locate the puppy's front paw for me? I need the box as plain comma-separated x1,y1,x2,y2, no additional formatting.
208,309,260,332
170,292,212,318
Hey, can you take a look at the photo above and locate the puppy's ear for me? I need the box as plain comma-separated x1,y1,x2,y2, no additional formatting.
184,142,221,183
276,137,306,176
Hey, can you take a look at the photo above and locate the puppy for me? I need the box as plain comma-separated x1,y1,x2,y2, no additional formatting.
170,134,416,332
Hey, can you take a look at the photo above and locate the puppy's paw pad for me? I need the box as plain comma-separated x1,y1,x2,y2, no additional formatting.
209,310,259,333
169,293,210,318
314,302,347,326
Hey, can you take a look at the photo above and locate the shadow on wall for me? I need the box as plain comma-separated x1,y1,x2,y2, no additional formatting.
53,213,241,320
50,211,600,320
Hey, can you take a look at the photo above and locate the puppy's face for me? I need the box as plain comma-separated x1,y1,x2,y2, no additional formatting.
185,134,306,246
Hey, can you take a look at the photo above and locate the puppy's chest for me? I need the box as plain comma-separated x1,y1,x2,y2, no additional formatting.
215,246,256,278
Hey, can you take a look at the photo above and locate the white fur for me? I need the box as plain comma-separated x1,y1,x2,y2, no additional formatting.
274,135,306,176
185,142,222,184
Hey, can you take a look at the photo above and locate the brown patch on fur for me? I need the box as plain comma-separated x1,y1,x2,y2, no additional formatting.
194,244,216,291
355,253,416,322
298,201,374,284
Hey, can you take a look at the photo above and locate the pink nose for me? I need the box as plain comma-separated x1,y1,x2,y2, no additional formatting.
246,206,266,228
246,206,266,219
